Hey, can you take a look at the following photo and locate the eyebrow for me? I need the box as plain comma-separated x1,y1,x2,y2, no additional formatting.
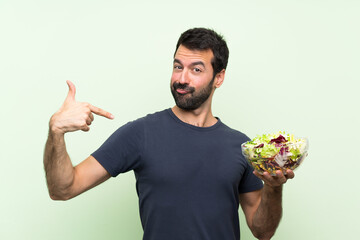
173,59,182,65
173,59,206,68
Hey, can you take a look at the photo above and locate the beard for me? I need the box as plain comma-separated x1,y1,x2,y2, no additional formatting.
171,77,215,110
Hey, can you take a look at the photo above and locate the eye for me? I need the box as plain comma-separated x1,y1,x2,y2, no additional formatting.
174,65,182,70
193,68,202,73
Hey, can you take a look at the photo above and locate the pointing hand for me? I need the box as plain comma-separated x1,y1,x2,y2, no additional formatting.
49,80,114,134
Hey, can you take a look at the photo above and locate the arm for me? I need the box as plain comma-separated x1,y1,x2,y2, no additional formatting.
239,170,294,240
44,80,113,200
44,132,110,200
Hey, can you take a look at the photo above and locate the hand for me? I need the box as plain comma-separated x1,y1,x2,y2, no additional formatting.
253,169,295,188
50,80,114,134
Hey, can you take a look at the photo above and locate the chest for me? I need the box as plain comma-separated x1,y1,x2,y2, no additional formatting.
137,131,248,195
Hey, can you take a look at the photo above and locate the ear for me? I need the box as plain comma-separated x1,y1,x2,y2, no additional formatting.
214,69,225,88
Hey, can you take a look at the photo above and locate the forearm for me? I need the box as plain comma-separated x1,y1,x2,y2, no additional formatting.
43,128,75,200
252,185,283,240
43,81,113,200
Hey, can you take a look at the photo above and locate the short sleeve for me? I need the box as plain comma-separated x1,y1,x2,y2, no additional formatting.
91,119,144,177
238,156,263,194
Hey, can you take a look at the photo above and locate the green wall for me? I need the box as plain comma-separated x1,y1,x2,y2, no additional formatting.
1,0,359,239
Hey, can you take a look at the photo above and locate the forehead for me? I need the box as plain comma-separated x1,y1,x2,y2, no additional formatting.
174,45,214,65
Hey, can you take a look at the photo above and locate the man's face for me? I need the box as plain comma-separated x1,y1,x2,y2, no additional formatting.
170,45,216,110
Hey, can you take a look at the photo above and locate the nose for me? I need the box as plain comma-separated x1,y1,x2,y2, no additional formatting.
179,70,189,85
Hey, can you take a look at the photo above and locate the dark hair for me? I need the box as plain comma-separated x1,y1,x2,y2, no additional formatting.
174,27,229,76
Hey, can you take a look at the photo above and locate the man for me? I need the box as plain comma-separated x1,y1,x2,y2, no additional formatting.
44,28,294,240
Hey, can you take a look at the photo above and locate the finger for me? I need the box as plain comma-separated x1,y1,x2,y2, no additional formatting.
285,169,295,179
81,125,90,132
262,171,276,184
256,171,280,186
89,104,114,119
253,171,267,182
253,170,263,179
275,170,287,184
89,112,94,122
86,117,92,126
65,80,76,102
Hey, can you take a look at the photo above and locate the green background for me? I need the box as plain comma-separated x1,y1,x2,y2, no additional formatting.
1,0,359,239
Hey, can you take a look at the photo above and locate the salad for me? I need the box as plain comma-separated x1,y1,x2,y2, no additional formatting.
241,132,308,175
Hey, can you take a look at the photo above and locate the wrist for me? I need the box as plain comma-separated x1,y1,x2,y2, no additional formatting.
264,184,283,193
49,114,66,136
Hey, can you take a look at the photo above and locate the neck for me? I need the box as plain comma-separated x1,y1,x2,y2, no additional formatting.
171,104,218,128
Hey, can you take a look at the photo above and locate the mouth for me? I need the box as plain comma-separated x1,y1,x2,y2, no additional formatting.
176,89,190,95
173,83,194,95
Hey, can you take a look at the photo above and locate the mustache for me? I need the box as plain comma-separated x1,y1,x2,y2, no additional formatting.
172,83,195,93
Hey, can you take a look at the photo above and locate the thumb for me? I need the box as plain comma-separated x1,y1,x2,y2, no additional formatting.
65,80,76,102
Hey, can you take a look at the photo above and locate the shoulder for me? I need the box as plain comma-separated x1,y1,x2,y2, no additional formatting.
133,108,175,128
142,109,170,122
123,109,169,126
218,121,250,144
114,109,170,135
